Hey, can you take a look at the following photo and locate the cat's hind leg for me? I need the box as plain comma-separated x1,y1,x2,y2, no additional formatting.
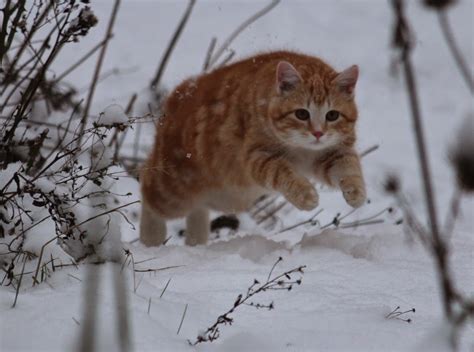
185,208,210,246
140,202,167,247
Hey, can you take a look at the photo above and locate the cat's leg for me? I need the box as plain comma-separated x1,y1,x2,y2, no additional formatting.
320,150,366,208
185,208,210,246
247,151,318,210
140,202,167,246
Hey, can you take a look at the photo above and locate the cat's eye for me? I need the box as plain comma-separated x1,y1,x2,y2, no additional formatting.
326,110,340,122
295,109,310,121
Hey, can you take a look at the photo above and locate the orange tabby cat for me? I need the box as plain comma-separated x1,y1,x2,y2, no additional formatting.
140,51,366,246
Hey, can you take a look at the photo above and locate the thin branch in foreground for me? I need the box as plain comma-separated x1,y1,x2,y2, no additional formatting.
391,0,452,318
78,264,100,352
189,257,305,345
112,262,131,352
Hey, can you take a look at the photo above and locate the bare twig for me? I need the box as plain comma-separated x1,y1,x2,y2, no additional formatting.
437,10,474,93
160,277,172,298
150,0,196,89
202,37,217,72
176,303,188,335
53,36,112,84
206,0,280,70
443,189,462,238
385,305,416,323
11,254,27,308
360,144,380,158
278,209,323,234
78,0,121,149
147,297,152,315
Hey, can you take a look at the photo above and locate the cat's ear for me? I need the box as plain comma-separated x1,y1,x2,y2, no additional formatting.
276,61,302,94
334,65,359,97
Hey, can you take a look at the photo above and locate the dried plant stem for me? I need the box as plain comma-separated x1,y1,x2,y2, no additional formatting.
437,10,473,93
72,200,140,231
112,263,131,352
53,36,112,84
278,209,323,234
176,303,188,335
160,277,172,298
78,0,121,149
207,0,280,70
150,0,196,89
360,144,379,158
4,1,53,78
189,257,304,345
443,189,462,238
400,25,452,318
11,254,27,308
202,37,217,71
391,0,455,320
78,264,100,352
147,297,152,315
32,236,58,286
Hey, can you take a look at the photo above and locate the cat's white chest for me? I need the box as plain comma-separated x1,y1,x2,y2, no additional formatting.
286,149,317,177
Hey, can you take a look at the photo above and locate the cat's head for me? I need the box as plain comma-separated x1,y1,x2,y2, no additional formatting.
267,61,359,151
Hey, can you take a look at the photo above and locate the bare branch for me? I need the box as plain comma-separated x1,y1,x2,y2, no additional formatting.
437,10,474,92
78,0,121,149
150,0,196,89
206,0,280,70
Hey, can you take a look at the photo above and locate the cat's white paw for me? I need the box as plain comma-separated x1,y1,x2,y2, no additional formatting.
340,177,366,208
285,180,319,211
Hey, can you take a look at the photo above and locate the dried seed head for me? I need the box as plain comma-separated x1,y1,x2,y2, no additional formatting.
384,174,401,194
66,6,98,38
449,117,474,193
423,0,457,9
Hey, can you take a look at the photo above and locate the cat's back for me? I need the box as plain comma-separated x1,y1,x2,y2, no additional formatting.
164,50,333,115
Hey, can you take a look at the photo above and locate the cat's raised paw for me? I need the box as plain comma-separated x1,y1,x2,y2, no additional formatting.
285,181,319,211
340,177,366,208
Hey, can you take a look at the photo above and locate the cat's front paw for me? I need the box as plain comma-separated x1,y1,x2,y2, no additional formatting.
340,176,366,208
284,180,319,211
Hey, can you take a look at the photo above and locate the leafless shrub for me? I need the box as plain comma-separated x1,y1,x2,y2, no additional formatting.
0,0,140,299
189,257,305,345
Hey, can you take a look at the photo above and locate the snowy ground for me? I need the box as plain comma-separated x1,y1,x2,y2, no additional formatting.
1,1,473,351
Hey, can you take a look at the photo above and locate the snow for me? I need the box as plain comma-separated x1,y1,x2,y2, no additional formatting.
1,1,473,351
100,103,129,125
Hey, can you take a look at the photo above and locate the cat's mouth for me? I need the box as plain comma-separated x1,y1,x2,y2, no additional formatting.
308,138,334,150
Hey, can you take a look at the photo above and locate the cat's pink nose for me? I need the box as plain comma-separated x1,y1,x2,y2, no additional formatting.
313,131,324,139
